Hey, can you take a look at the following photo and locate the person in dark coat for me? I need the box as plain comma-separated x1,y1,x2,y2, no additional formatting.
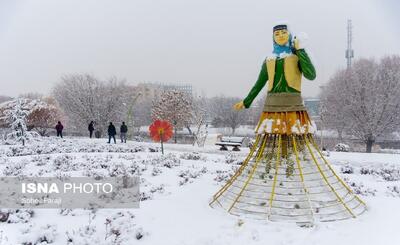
107,122,117,144
120,122,128,143
55,121,64,138
88,121,94,138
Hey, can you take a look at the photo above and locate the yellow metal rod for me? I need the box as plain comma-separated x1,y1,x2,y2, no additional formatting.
308,135,367,207
227,134,269,212
209,134,262,205
303,134,356,218
268,134,281,218
292,135,315,220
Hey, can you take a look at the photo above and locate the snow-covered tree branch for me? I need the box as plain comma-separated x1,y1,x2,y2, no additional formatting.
320,56,400,152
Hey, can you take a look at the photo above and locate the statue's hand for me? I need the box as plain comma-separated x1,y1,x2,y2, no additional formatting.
233,101,245,111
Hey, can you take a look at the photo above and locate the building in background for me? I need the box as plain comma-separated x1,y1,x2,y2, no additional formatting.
135,82,193,98
304,98,321,127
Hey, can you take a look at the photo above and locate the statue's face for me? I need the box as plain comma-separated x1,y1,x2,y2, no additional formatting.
273,29,289,46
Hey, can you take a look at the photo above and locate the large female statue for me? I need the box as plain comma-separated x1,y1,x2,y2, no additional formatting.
210,24,366,223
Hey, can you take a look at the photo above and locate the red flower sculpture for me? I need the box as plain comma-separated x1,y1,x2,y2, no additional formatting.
149,120,173,154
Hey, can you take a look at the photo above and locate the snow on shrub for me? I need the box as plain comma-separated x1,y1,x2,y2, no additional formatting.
3,160,26,176
179,152,204,161
19,224,57,245
334,143,350,152
3,138,145,157
360,167,373,175
151,167,162,176
225,152,242,165
343,178,377,196
359,165,400,181
142,153,180,168
0,209,34,223
150,184,165,194
52,154,77,172
340,163,354,174
31,155,51,166
81,156,142,179
378,167,400,181
83,168,109,180
66,223,100,244
214,170,233,183
139,191,153,201
178,167,207,186
107,162,139,177
386,185,400,197
103,211,147,243
0,155,10,165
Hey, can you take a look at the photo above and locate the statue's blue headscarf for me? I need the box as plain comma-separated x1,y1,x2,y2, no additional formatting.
272,32,293,58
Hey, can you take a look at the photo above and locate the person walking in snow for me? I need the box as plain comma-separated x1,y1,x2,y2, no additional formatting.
88,121,94,138
107,122,117,144
55,121,64,138
120,121,128,143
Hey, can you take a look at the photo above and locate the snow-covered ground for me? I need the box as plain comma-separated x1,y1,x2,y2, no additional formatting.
0,137,399,245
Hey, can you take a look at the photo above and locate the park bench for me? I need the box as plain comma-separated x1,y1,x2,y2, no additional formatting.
215,136,245,151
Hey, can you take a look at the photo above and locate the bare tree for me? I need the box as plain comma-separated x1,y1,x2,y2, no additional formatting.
52,74,128,136
320,56,400,152
151,90,193,143
133,96,153,129
319,70,350,141
208,96,248,135
191,95,208,146
248,97,265,126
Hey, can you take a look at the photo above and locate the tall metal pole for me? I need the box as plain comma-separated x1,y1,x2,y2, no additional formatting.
126,92,142,139
345,19,354,69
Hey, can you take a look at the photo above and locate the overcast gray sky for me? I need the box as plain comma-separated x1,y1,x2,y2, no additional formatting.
0,0,399,99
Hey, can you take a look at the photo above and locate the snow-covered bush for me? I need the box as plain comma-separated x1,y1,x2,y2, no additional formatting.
3,160,26,176
225,152,241,165
31,155,51,166
19,224,57,244
66,224,100,244
52,154,77,172
321,149,330,157
334,143,350,152
83,168,109,180
386,185,400,197
2,138,144,157
151,167,162,176
0,155,10,165
139,191,153,201
148,146,160,152
343,178,377,196
108,161,140,177
378,167,400,181
143,153,180,168
150,184,165,194
360,167,373,175
180,152,203,161
340,163,354,174
103,211,146,243
359,165,400,181
178,167,207,186
214,170,233,183
0,209,34,223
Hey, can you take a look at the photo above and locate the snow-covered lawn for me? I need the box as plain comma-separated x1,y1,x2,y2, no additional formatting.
0,137,399,245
